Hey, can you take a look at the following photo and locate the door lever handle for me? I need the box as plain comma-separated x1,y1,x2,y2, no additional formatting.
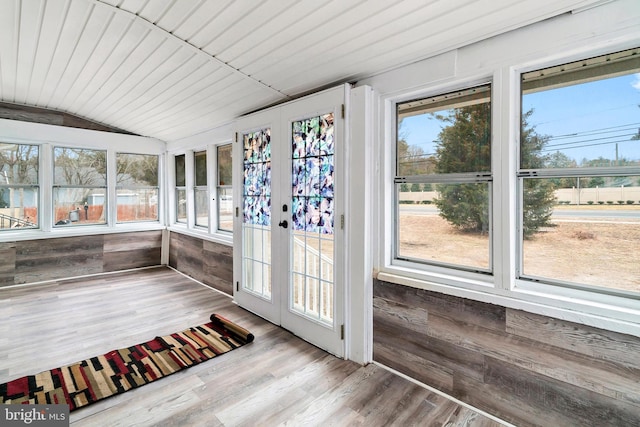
278,220,288,229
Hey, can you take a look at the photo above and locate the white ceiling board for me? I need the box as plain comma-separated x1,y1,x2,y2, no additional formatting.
104,54,212,128
222,0,373,70
154,0,205,33
85,37,180,121
38,0,94,107
14,0,46,105
0,0,612,142
184,1,254,53
0,0,20,102
203,0,300,61
113,62,234,130
44,5,116,108
171,0,239,43
95,46,196,124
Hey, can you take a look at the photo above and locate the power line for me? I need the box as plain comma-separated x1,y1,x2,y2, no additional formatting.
543,133,637,149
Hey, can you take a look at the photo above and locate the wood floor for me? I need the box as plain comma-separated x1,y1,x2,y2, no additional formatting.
0,267,507,426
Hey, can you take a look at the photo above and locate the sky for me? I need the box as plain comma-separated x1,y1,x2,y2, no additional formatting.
401,73,640,166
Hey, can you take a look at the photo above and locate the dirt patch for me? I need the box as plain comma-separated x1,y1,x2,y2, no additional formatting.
399,214,640,293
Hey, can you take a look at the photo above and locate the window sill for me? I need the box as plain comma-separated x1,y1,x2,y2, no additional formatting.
377,268,640,340
0,222,166,243
167,224,232,247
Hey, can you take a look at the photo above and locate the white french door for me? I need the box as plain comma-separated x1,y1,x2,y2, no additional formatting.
233,86,345,357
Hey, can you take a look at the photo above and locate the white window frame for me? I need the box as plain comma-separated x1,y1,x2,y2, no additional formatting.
115,152,160,224
173,153,187,225
382,75,501,294
215,143,233,234
0,142,40,231
193,150,209,229
0,119,165,242
375,49,640,339
167,138,233,246
393,83,494,275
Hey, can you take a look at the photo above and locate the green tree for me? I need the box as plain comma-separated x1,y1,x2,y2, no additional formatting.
519,109,556,237
432,103,491,233
410,183,422,192
433,106,555,236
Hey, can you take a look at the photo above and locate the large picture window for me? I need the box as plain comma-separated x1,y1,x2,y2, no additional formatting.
53,147,107,226
395,84,492,272
519,48,640,294
116,153,159,223
0,143,39,230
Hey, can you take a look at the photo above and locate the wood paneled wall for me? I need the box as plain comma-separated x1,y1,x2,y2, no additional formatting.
168,232,233,295
373,279,640,427
0,231,161,287
0,102,134,134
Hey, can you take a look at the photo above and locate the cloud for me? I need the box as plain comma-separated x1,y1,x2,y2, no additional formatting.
632,73,640,91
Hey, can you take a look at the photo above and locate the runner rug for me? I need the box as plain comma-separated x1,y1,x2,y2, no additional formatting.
0,314,254,411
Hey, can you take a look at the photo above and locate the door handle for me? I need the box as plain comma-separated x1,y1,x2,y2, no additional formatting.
278,220,288,229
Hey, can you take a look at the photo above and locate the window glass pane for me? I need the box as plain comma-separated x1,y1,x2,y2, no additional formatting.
218,144,232,186
116,188,158,222
397,182,491,271
54,147,106,186
195,151,207,187
116,153,158,223
0,187,38,230
175,154,185,187
194,187,208,227
521,176,640,292
116,153,158,186
53,188,106,226
0,143,39,230
521,50,640,170
218,187,233,232
176,189,186,223
0,143,38,184
397,85,491,176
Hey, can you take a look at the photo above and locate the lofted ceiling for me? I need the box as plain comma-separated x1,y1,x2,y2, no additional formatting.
0,0,604,142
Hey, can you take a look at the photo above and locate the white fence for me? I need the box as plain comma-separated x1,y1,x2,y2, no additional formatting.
401,187,640,205
291,237,334,322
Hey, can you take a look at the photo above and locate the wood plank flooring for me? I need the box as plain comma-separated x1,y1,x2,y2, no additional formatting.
1,267,506,426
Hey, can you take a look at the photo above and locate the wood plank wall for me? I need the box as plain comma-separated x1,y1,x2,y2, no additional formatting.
168,232,233,295
0,231,161,286
373,279,640,427
0,102,134,134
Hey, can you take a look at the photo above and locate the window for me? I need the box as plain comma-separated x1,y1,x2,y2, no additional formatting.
53,147,106,226
217,144,232,232
519,48,640,294
395,84,492,272
175,154,186,223
116,153,159,223
194,151,208,228
0,143,39,230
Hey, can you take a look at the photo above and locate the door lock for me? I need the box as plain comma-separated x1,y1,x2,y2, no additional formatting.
278,220,288,229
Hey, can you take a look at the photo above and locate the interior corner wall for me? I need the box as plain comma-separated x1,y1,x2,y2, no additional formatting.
168,231,233,295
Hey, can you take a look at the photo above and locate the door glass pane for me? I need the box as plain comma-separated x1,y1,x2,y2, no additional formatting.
290,113,335,325
242,129,272,299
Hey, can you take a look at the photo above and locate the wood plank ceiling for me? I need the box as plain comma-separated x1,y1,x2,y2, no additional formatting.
0,0,603,142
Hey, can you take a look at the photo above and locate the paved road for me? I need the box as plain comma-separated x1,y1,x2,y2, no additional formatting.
399,205,640,220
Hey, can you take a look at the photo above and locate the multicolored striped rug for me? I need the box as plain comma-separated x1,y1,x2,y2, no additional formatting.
0,314,254,411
